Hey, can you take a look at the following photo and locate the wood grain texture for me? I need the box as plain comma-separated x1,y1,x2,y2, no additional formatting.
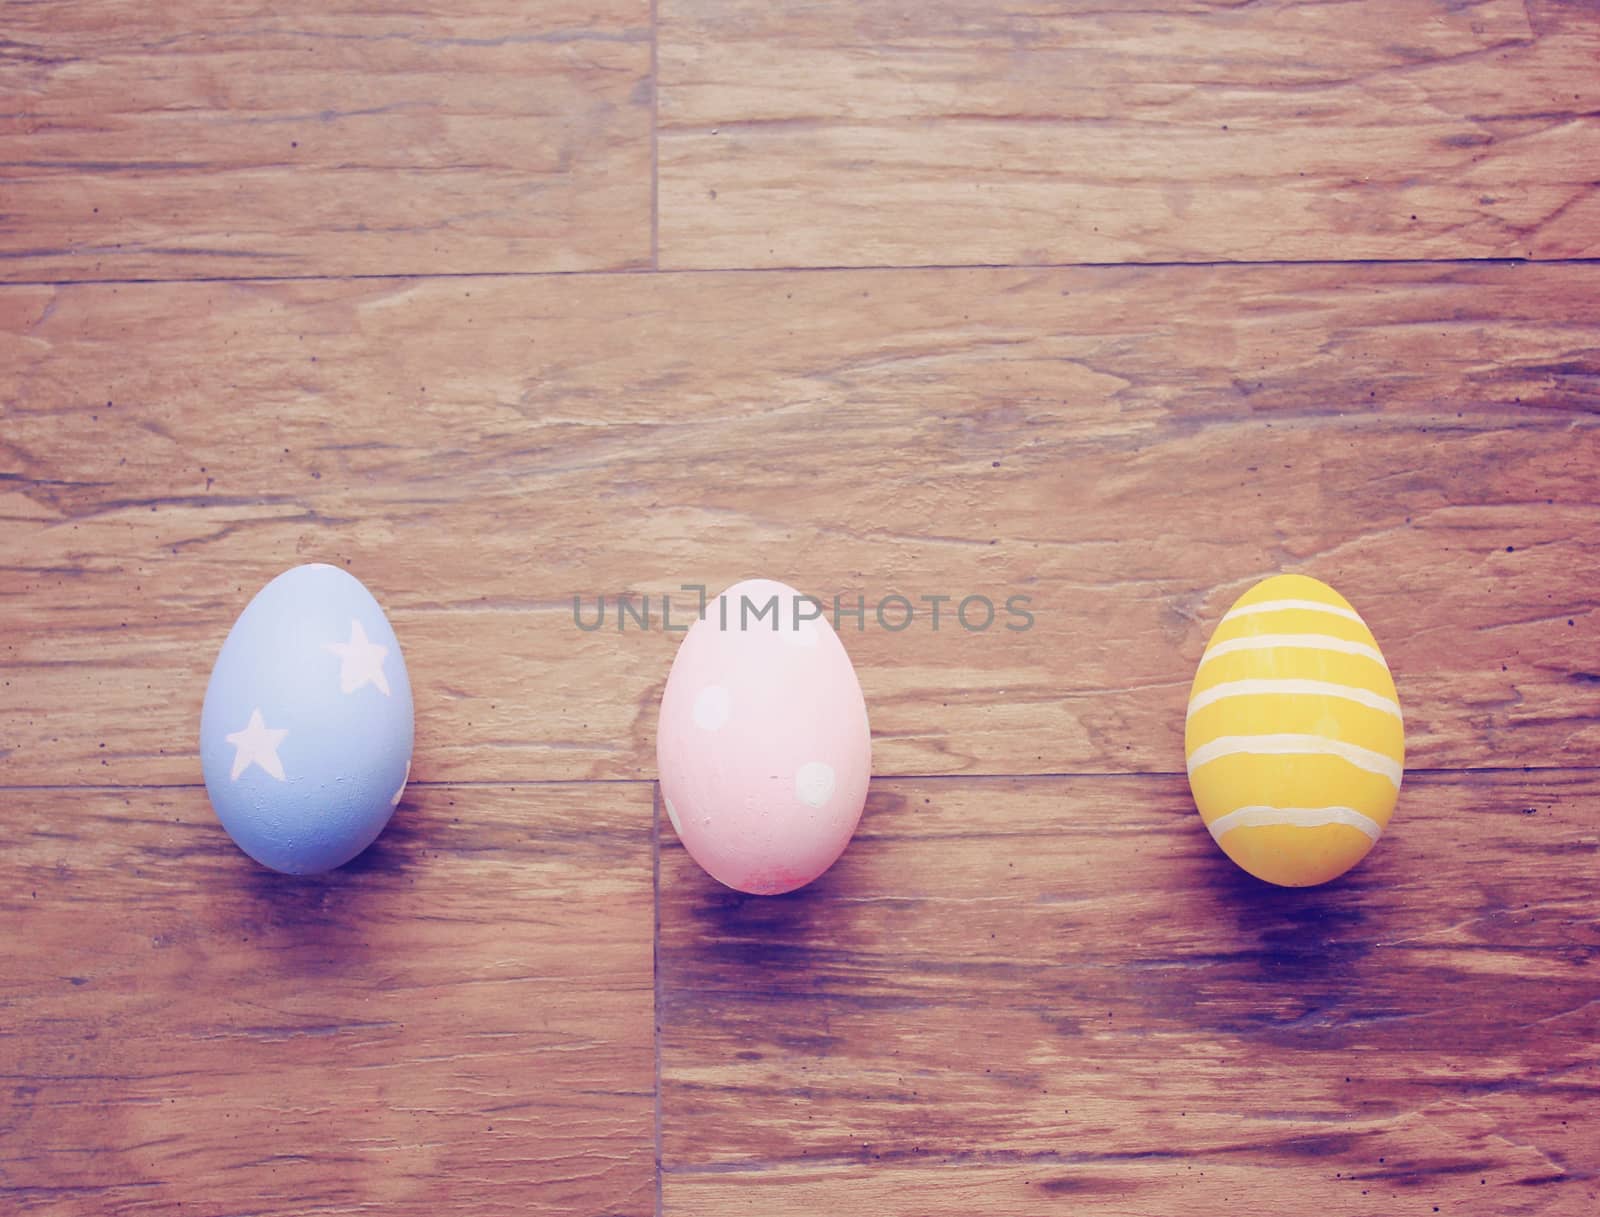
6,4,1599,1214
658,770,1600,1215
4,263,1599,786
0,782,655,1215
0,1,653,281
658,0,1600,269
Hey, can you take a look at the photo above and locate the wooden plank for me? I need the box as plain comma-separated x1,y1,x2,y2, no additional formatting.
658,770,1600,1215
0,1,652,282
3,262,1599,787
0,782,656,1215
657,0,1600,269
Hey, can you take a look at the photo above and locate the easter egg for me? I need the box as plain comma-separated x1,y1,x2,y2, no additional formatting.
656,578,871,895
1185,573,1403,887
200,564,414,874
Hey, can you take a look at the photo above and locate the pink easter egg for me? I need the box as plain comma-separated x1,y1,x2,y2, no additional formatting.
656,578,872,895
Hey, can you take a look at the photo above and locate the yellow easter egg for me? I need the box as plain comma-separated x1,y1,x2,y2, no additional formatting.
1185,574,1403,887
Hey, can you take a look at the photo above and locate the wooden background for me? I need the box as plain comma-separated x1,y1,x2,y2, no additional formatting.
3,2,1597,1214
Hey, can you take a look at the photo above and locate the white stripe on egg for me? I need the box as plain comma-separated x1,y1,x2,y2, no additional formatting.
1185,678,1402,719
1186,733,1403,786
1220,598,1365,625
1200,633,1388,667
1205,804,1385,842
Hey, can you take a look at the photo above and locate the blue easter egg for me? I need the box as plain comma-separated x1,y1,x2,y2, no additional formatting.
200,564,414,874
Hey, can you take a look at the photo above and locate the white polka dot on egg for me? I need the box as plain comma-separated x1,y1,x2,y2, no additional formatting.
795,761,836,808
663,793,685,836
693,685,731,731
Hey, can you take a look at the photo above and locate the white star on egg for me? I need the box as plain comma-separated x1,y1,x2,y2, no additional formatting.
325,618,391,696
226,709,288,782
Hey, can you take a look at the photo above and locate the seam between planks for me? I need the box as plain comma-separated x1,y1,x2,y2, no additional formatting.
649,0,660,273
3,254,1600,291
5,764,1600,796
652,779,665,1217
